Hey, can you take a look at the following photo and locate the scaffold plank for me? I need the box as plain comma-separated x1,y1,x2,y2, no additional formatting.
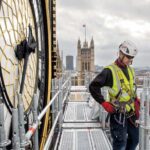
64,102,97,123
69,92,90,102
76,130,92,150
58,130,74,150
70,86,87,92
62,122,101,129
90,129,112,150
58,129,112,150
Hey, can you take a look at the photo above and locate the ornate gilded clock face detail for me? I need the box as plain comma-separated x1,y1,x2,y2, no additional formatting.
0,0,38,111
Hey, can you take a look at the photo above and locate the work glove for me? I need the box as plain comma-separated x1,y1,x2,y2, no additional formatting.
134,97,140,119
101,101,115,113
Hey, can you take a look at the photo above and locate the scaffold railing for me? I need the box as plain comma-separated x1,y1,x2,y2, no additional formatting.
139,76,150,150
24,72,72,150
1,70,148,149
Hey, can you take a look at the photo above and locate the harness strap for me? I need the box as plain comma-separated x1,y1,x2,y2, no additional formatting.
112,98,135,118
115,88,122,99
114,113,126,127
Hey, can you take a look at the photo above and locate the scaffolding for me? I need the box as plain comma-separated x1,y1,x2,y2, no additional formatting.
0,72,149,150
139,76,150,150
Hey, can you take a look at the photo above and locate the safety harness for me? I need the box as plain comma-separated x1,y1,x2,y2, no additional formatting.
105,63,137,126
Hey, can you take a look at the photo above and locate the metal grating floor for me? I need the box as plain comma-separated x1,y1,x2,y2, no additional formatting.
58,91,112,150
63,102,97,123
90,130,112,150
62,122,101,129
58,129,112,150
58,131,74,150
69,92,90,102
70,86,87,92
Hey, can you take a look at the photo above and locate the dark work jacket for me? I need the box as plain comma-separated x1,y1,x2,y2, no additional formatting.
89,65,130,104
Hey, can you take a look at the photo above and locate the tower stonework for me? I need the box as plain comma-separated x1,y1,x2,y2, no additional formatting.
77,38,95,72
76,38,95,85
90,37,95,72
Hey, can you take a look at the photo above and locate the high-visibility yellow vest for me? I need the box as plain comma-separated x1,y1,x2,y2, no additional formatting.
105,63,136,112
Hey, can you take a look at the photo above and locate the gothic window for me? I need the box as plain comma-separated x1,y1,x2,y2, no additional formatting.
88,62,90,71
82,63,84,70
85,62,87,71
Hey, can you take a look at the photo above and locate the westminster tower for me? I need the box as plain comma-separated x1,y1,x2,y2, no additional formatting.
76,37,95,73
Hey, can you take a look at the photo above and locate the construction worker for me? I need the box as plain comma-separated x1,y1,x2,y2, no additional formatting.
89,41,140,150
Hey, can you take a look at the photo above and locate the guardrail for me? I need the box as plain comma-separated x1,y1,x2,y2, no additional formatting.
44,71,95,149
44,74,71,149
0,71,72,150
0,71,102,149
139,76,150,150
24,72,72,150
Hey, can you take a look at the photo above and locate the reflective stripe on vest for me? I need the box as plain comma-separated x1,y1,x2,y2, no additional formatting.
105,63,136,112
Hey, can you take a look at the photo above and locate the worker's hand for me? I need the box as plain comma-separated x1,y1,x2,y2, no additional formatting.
134,97,140,119
101,101,115,113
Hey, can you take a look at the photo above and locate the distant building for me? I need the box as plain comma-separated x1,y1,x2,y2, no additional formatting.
76,38,95,72
66,55,74,70
76,37,95,85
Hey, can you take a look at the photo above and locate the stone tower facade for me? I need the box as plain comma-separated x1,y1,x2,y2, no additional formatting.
76,38,95,85
76,38,95,73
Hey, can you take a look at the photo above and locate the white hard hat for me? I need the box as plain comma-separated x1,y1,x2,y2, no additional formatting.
119,41,138,57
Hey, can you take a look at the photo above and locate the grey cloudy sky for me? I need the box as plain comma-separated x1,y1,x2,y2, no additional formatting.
57,0,150,68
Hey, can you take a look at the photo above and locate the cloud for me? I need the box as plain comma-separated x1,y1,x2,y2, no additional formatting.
57,0,150,67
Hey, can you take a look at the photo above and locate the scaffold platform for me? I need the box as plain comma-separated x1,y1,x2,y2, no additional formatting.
58,86,112,150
